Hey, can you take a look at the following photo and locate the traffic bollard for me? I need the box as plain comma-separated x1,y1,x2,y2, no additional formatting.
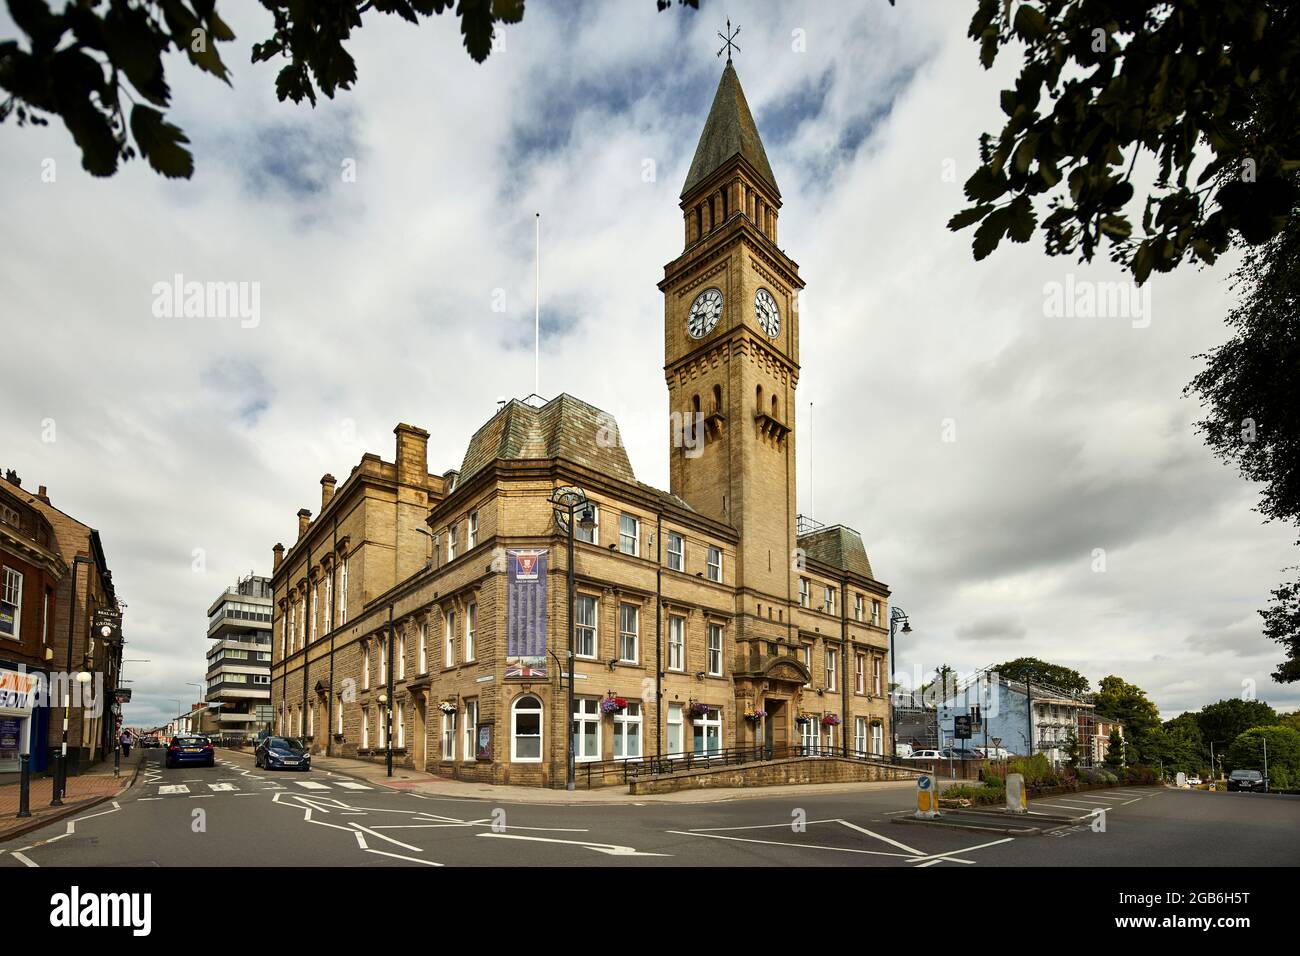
17,754,31,818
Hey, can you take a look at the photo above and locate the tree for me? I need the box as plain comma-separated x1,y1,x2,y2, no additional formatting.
1195,698,1280,745
1094,675,1160,760
0,1,696,178
992,656,1089,695
951,0,1299,283
1104,727,1125,769
1225,724,1300,773
1063,729,1081,769
1186,228,1300,682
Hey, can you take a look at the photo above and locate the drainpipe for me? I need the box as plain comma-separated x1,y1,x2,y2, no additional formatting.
655,510,663,761
1026,680,1034,757
303,539,311,741
840,580,848,757
327,516,337,757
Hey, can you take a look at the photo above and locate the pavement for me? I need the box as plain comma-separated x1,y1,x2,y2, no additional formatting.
0,749,142,842
1,746,1296,867
285,749,921,804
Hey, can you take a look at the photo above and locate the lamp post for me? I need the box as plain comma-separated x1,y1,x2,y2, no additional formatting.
550,486,595,792
385,603,395,777
888,606,911,760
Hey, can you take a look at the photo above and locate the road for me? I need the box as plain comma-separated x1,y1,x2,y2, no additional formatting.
2,749,1297,867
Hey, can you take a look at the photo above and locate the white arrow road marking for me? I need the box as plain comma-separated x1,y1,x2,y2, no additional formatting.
478,832,670,857
904,837,1014,865
667,828,919,860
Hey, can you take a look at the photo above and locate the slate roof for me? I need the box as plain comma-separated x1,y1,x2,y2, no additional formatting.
681,61,779,200
457,394,636,486
798,525,875,581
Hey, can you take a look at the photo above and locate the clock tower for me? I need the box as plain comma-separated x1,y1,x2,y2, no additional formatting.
659,60,804,641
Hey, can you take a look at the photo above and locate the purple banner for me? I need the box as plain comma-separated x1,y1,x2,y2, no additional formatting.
505,549,548,679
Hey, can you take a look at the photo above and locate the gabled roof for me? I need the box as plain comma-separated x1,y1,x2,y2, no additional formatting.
798,525,874,581
681,61,779,200
457,394,635,486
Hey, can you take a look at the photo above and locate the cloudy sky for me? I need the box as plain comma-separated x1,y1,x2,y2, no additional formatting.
2,0,1294,728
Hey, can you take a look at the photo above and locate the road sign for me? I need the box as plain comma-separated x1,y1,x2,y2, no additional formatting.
954,715,972,740
914,773,939,819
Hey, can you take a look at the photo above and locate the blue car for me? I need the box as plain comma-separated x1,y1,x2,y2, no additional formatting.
165,734,215,768
255,736,311,771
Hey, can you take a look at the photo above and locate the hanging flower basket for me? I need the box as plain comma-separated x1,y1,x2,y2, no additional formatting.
438,701,457,715
688,701,711,720
600,696,628,715
744,708,767,722
795,713,815,725
821,713,841,727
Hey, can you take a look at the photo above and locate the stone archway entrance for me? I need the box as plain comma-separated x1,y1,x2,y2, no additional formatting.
735,655,812,757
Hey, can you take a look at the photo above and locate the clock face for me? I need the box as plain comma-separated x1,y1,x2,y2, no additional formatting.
755,288,780,338
687,288,723,339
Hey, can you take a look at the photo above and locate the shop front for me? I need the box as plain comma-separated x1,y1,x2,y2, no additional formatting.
0,664,47,774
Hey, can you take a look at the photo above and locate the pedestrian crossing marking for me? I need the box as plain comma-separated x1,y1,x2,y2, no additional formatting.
336,782,372,790
208,783,237,792
159,785,189,795
296,781,330,790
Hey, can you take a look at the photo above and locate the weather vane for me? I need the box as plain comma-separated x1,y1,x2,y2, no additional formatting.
717,19,740,63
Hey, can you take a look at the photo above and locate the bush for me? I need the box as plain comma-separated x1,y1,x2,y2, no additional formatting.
1007,753,1053,786
942,781,1004,806
1124,764,1158,785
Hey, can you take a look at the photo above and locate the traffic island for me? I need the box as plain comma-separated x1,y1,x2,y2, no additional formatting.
892,770,1086,836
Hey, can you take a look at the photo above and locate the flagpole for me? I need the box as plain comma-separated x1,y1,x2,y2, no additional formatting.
535,212,540,396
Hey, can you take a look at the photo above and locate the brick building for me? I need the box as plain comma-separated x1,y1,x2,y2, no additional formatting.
0,471,122,775
270,61,895,786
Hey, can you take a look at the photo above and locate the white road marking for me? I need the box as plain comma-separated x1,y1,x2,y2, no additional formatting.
836,820,924,856
349,822,425,852
335,782,372,790
296,781,330,790
478,832,670,857
362,848,443,866
11,852,37,868
158,785,189,795
666,829,909,859
905,837,1014,863
689,819,841,833
208,783,237,792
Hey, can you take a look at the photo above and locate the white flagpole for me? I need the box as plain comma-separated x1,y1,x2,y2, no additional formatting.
535,212,540,397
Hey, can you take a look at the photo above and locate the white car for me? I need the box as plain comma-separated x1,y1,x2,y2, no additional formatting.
906,749,945,761
1187,775,1202,786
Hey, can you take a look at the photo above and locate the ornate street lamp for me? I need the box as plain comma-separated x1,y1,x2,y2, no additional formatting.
550,486,595,792
888,606,912,761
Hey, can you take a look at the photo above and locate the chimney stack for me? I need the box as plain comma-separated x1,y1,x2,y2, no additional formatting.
36,484,50,503
320,474,337,510
393,423,430,487
297,509,312,540
273,542,284,572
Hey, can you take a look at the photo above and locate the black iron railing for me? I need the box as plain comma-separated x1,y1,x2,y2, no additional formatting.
574,743,918,788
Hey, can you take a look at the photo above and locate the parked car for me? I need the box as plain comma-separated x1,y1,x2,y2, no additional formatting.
905,749,945,761
894,743,914,759
255,736,311,771
165,734,215,769
1187,775,1203,786
939,747,985,760
974,747,1013,760
140,735,161,749
1227,769,1267,792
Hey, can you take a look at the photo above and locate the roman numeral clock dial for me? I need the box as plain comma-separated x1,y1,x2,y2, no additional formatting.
755,288,780,338
687,287,723,339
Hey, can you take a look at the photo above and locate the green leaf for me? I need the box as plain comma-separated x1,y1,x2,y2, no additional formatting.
130,104,193,178
948,204,996,231
972,207,1011,260
1006,195,1036,242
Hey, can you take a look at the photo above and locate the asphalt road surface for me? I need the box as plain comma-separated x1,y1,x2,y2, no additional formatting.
3,750,1297,867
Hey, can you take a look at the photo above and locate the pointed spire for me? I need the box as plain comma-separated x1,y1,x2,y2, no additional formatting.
681,61,779,201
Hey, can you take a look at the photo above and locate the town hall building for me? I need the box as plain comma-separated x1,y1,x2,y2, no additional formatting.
269,61,894,787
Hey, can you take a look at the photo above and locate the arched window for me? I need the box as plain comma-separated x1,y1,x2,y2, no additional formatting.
692,394,701,414
511,694,543,763
756,385,763,413
712,384,723,412
772,395,779,419
720,187,728,222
